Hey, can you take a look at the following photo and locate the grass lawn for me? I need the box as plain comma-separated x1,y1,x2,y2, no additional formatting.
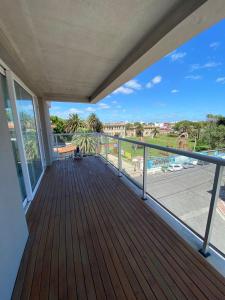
119,135,195,158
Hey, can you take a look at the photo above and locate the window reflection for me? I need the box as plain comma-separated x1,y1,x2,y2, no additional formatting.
15,82,43,190
1,74,27,201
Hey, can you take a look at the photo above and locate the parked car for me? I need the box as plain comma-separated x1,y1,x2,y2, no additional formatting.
197,160,209,166
183,162,194,169
168,164,183,172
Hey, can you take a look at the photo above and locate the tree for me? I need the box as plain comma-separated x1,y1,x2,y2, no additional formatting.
125,123,133,130
152,127,160,138
173,120,194,135
206,114,224,122
20,112,34,131
86,113,103,132
72,128,97,153
217,117,225,127
135,123,144,137
200,123,225,149
65,114,84,133
50,115,65,133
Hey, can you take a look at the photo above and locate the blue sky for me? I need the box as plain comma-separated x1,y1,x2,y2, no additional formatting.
50,19,225,123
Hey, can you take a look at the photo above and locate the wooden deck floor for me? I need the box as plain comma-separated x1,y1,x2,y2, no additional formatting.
13,157,225,300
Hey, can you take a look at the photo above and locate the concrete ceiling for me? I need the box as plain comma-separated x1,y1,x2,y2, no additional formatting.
0,0,225,103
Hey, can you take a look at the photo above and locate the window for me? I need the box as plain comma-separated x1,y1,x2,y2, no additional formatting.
15,82,43,190
1,73,27,201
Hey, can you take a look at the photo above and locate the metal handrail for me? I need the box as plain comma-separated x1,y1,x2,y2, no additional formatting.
102,133,225,166
51,132,225,257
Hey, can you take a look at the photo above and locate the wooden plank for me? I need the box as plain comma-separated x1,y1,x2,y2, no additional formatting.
38,167,59,299
12,157,225,300
12,169,52,299
105,165,225,299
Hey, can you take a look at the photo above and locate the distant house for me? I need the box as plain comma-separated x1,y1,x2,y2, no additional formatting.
103,122,126,137
103,122,159,137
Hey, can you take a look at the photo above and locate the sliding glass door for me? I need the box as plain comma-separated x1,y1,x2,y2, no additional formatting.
1,74,27,201
14,82,43,191
1,68,44,207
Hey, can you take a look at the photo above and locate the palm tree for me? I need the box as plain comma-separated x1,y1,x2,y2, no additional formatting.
135,123,144,138
72,128,97,154
65,114,83,133
152,127,160,138
87,113,103,132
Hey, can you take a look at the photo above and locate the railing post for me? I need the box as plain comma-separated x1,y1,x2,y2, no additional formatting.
142,146,148,200
55,135,59,160
199,164,224,257
118,139,122,177
95,133,100,156
105,136,109,164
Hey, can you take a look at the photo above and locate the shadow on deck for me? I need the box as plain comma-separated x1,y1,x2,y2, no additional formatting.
13,156,225,299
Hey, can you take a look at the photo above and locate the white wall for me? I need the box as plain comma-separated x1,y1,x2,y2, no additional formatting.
0,85,28,300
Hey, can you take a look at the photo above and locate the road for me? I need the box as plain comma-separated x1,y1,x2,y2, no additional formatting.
134,164,225,255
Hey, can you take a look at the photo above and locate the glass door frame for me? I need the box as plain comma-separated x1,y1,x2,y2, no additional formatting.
1,61,45,208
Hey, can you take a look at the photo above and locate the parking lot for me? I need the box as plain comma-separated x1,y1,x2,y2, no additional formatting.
134,164,225,254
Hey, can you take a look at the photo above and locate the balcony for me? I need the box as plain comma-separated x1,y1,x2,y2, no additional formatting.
2,1,225,299
13,155,225,299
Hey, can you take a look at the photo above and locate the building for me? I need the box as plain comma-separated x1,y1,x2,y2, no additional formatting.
1,1,225,299
103,123,161,137
103,122,126,137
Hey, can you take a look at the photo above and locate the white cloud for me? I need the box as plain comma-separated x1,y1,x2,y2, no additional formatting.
116,105,122,109
216,77,225,84
52,107,84,119
98,103,110,109
210,42,220,49
152,76,162,84
171,89,179,93
113,86,134,95
185,75,202,80
68,108,83,114
170,51,187,62
112,79,141,95
146,75,162,88
190,61,221,71
112,100,117,104
85,106,96,112
124,79,141,90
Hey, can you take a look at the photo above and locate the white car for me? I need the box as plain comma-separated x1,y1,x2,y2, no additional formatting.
168,164,183,172
183,162,194,169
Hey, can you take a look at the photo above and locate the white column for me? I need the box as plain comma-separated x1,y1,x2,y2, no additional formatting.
37,98,53,165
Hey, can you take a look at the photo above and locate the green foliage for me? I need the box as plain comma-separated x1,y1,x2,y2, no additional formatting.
206,114,224,121
86,113,103,132
135,123,144,137
24,135,38,160
173,120,194,134
217,117,225,126
167,133,178,137
152,127,160,138
50,115,65,133
72,128,97,154
173,120,206,140
200,123,225,149
195,144,209,152
20,112,35,131
125,123,133,130
65,113,84,133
